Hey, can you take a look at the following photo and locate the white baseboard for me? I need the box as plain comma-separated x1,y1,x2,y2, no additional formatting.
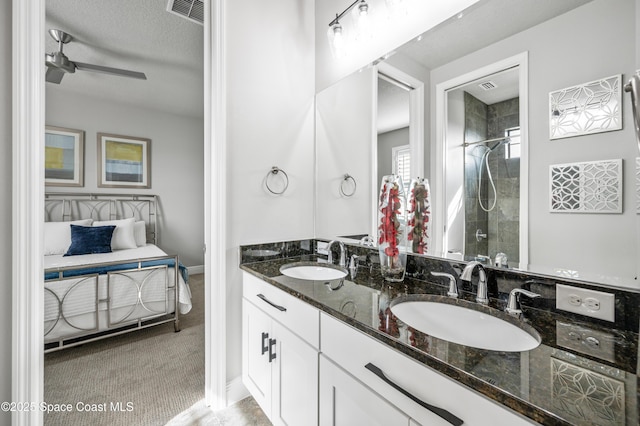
226,376,250,406
187,265,205,275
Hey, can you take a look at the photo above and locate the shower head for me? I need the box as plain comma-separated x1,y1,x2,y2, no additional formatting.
488,138,510,151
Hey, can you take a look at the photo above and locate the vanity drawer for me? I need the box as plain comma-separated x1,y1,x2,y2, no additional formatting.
243,272,320,349
320,313,534,426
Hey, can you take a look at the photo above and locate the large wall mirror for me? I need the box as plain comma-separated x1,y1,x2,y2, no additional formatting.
315,0,639,290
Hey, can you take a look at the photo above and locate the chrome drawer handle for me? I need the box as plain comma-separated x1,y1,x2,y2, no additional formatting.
365,363,464,426
256,293,287,312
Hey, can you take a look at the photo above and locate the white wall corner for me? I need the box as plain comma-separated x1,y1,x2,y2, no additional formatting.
187,265,205,275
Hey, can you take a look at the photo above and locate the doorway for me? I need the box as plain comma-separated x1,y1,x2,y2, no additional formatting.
12,1,227,423
434,52,529,269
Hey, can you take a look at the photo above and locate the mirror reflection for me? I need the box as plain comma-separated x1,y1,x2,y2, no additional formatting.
315,0,638,289
444,66,522,267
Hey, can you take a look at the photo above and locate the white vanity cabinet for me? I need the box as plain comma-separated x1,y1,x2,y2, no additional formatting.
319,313,535,426
242,272,320,426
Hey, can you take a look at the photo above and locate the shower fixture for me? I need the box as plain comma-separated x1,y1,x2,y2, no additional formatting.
464,137,511,212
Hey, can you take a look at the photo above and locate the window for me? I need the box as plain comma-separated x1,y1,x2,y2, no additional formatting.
392,145,411,190
505,127,521,159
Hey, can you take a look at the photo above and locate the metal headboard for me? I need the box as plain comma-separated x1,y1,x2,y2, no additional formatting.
45,193,159,245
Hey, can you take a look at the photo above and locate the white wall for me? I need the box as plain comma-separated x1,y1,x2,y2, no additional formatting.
315,0,479,91
45,89,205,267
0,1,12,424
431,0,638,283
316,68,375,238
224,0,315,383
378,127,410,180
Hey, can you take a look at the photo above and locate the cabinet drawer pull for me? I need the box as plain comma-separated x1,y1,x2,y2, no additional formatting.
257,293,287,312
261,332,269,355
268,338,277,362
365,363,464,426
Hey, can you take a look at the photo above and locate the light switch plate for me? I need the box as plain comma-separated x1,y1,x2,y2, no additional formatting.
556,284,615,322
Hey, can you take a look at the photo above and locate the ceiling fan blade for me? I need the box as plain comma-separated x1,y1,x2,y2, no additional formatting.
45,67,65,84
74,62,147,80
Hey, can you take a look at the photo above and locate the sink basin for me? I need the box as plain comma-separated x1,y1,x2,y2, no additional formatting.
390,295,541,352
280,262,348,281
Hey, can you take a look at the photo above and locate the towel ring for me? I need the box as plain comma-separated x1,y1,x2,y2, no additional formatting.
339,174,357,197
265,166,289,195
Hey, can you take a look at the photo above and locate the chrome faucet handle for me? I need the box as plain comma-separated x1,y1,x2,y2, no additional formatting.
359,235,375,247
505,288,541,316
431,272,458,298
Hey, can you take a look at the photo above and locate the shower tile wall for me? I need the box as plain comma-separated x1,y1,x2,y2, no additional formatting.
487,97,520,264
464,92,489,257
463,92,520,263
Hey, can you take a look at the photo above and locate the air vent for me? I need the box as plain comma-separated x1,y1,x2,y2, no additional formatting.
167,0,204,25
479,81,497,90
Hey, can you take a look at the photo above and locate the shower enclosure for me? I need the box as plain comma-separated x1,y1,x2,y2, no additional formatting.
463,92,521,264
440,62,523,266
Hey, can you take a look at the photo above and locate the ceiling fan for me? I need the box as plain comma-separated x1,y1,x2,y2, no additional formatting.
44,29,147,84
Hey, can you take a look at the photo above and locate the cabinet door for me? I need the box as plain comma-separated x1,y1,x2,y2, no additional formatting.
319,355,410,426
242,299,273,418
271,321,319,426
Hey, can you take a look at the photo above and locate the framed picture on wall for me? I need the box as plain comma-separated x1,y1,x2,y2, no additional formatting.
45,125,85,187
97,133,151,188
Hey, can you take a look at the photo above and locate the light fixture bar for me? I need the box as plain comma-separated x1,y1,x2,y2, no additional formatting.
329,0,365,26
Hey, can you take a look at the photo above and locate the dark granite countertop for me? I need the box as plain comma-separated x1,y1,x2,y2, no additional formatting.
240,253,639,426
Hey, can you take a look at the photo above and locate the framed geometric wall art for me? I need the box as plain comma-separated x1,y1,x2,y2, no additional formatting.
45,125,85,187
549,159,622,213
549,75,622,140
97,133,151,188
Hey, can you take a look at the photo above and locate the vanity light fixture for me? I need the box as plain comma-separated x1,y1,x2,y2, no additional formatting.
328,0,372,58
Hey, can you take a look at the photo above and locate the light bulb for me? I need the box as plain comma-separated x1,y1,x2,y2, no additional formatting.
352,0,372,41
327,22,346,59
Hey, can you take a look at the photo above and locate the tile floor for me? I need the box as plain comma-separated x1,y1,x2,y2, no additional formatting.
166,396,271,425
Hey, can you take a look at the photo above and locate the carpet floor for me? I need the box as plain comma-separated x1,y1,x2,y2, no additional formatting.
44,274,205,426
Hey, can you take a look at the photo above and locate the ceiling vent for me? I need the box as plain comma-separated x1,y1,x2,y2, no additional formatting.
479,81,498,90
167,0,204,25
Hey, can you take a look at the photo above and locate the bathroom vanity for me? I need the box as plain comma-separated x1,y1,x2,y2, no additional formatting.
240,240,639,426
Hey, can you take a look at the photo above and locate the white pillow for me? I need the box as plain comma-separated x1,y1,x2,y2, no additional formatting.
44,219,93,255
134,221,147,246
93,217,137,250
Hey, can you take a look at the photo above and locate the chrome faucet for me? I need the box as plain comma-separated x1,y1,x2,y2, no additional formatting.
505,288,541,316
431,272,458,298
460,261,489,304
327,240,346,267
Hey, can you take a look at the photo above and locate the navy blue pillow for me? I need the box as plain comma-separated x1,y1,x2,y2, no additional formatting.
64,225,116,256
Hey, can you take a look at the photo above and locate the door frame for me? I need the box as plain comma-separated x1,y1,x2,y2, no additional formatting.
11,1,227,424
433,51,529,267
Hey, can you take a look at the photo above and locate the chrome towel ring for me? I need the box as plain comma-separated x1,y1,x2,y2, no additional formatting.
339,173,357,197
265,166,289,195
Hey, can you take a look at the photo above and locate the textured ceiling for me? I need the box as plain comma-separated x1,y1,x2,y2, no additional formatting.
45,0,204,118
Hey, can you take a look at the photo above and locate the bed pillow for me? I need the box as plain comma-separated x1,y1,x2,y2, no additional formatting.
93,217,137,250
44,219,93,255
134,221,147,246
64,225,116,256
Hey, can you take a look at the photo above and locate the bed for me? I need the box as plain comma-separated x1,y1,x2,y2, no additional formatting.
44,193,192,352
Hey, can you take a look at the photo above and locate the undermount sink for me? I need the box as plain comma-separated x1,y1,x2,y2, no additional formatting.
279,262,348,281
390,295,541,352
